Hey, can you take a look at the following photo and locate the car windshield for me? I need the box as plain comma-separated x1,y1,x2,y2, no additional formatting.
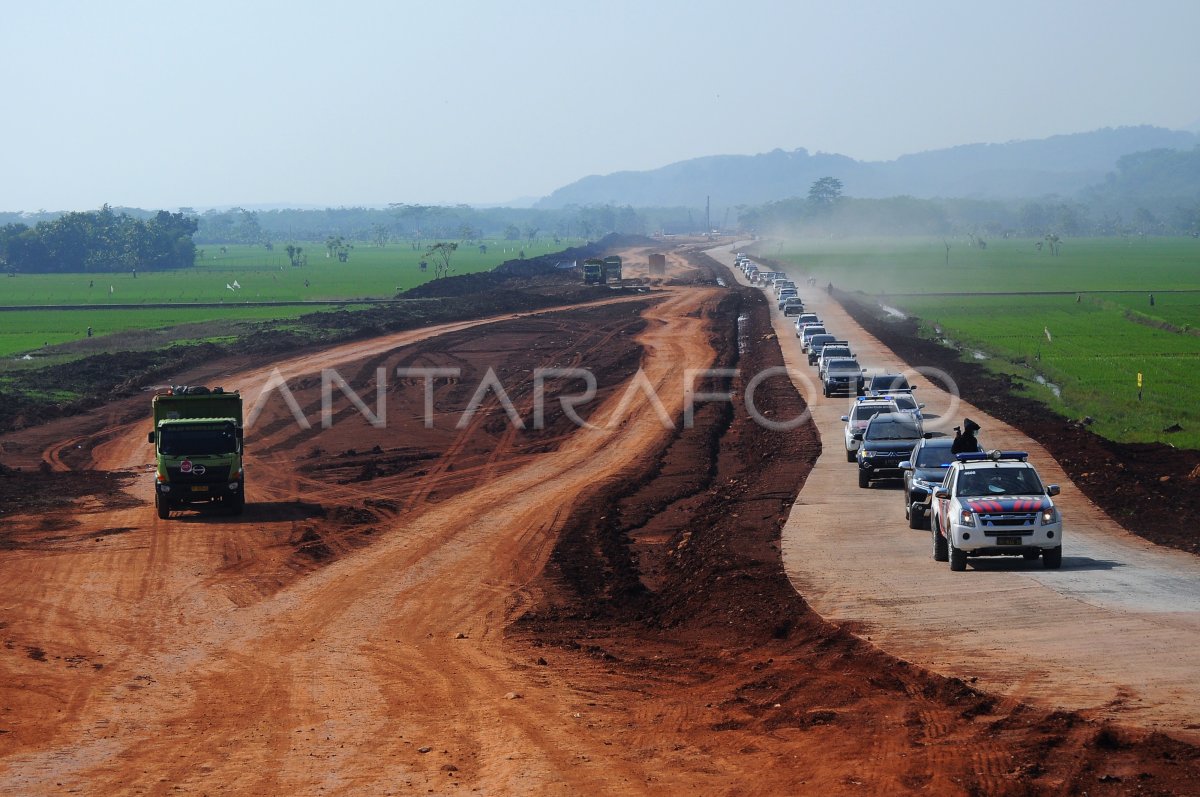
803,327,825,337
915,445,954,468
828,359,859,370
866,419,922,440
957,467,1043,496
160,427,238,456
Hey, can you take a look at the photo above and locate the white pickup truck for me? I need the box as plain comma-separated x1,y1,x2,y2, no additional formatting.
930,451,1063,571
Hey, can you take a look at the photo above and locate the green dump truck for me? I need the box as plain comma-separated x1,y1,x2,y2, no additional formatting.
582,258,606,285
582,255,623,285
147,386,245,519
603,255,623,281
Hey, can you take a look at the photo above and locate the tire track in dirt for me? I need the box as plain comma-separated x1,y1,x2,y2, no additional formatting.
0,287,726,795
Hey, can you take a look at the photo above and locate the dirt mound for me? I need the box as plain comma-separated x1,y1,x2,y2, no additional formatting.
404,234,657,298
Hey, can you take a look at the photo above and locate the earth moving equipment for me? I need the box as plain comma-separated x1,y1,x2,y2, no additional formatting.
148,386,245,519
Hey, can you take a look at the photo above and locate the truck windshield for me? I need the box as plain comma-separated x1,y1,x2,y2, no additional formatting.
958,468,1043,496
160,428,238,456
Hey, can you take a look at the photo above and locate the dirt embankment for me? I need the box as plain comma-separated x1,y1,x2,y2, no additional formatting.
828,288,1200,557
515,251,1200,795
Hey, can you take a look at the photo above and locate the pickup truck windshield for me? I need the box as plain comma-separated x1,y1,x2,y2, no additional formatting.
160,428,238,456
957,467,1043,496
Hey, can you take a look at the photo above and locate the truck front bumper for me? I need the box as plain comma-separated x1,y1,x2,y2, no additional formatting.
950,523,1061,555
156,479,242,504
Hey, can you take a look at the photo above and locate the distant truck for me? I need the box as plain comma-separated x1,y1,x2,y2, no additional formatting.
582,258,606,285
602,255,623,281
148,386,245,519
582,256,623,284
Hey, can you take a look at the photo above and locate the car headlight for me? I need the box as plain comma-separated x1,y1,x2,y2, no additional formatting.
861,450,877,458
1040,507,1058,525
959,509,975,527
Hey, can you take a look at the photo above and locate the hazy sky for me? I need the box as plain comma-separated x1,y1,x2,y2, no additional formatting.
3,0,1197,211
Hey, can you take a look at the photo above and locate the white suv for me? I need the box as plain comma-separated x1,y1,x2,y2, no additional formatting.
930,451,1063,571
839,397,899,461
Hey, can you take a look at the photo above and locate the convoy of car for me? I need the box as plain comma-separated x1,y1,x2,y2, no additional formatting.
737,252,1065,572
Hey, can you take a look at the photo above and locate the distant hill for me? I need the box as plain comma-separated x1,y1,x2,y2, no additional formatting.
535,126,1200,208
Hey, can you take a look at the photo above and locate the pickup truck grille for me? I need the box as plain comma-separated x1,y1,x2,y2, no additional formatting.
978,512,1036,533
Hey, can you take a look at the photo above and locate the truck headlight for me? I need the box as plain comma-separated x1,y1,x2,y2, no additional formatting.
959,509,975,527
861,450,877,458
1040,507,1058,525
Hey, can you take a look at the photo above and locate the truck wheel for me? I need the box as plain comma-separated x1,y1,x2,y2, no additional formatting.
845,447,856,462
155,492,170,520
1042,546,1062,569
949,543,967,572
908,505,924,529
227,491,245,516
858,469,870,488
932,526,949,561
1022,550,1041,561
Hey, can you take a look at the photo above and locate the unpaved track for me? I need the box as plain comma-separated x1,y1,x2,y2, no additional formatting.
714,245,1200,739
0,279,724,794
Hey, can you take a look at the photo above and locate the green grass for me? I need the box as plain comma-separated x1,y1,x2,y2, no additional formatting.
0,238,579,358
769,237,1200,449
770,236,1200,295
0,239,576,306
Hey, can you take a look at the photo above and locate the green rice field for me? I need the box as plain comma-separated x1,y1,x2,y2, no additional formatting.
0,239,577,358
772,237,1200,448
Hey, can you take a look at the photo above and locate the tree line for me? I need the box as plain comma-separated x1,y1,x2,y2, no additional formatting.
0,206,197,274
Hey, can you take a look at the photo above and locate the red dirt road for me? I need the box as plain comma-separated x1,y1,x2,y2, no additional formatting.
0,262,733,793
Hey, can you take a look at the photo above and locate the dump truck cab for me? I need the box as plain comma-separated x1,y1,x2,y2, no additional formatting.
148,386,245,518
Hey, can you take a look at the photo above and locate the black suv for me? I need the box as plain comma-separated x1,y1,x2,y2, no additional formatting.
856,412,926,488
898,437,961,528
822,358,864,396
865,373,913,396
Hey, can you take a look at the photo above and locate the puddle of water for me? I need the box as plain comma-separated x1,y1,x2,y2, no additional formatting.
1033,373,1062,399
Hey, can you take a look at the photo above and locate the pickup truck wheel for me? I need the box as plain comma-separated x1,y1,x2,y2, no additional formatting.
1042,546,1063,569
932,525,949,561
155,493,170,520
949,542,967,571
845,447,856,462
858,469,870,488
